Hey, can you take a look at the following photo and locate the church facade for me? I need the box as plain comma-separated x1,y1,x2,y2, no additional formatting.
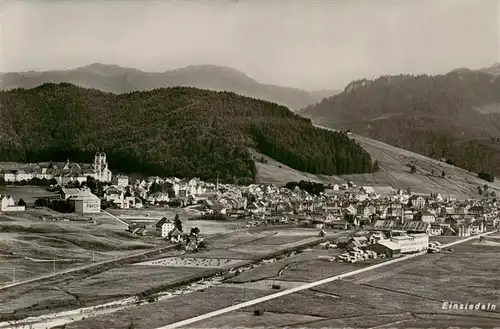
93,152,113,182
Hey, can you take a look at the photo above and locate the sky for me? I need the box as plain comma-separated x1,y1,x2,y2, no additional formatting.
0,0,499,90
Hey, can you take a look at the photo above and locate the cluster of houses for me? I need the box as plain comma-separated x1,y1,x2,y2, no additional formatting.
1,153,499,241
206,182,497,239
128,216,202,251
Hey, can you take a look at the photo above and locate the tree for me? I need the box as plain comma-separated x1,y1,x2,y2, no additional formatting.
410,165,417,174
483,184,489,192
198,240,208,249
174,214,182,232
441,170,446,178
431,169,435,176
34,198,49,207
406,187,412,195
478,186,483,195
149,182,162,194
166,187,176,198
478,172,494,183
190,227,201,236
17,198,26,207
0,178,6,186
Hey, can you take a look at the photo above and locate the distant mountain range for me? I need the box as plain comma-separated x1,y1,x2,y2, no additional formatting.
0,63,340,111
301,64,500,177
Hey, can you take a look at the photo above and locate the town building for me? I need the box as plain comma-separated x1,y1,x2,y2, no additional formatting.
67,189,101,214
93,152,112,182
156,217,176,238
0,195,25,212
390,232,428,253
115,175,129,187
366,241,402,258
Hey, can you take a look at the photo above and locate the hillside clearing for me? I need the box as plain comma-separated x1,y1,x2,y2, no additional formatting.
256,128,500,199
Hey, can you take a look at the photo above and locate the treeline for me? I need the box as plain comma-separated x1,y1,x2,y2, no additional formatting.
285,180,326,195
0,177,57,186
0,83,373,183
301,71,500,176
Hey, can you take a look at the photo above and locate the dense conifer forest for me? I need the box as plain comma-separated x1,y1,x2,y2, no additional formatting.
0,83,373,183
301,71,500,176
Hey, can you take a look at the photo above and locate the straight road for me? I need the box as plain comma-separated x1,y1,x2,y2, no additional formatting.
156,231,496,329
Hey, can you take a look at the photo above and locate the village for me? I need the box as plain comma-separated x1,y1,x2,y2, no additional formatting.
0,152,497,260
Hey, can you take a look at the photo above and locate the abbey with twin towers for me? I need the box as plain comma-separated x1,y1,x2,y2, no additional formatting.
0,152,117,186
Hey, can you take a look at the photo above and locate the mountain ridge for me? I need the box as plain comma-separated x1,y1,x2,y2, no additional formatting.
300,67,500,177
0,63,340,110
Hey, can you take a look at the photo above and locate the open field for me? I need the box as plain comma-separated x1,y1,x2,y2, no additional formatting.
0,226,340,323
181,310,326,328
225,249,346,284
189,236,499,328
64,286,273,329
256,127,500,199
130,233,499,329
0,208,163,286
136,257,245,268
0,186,59,205
107,207,201,221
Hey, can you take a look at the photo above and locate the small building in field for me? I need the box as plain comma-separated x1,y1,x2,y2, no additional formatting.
311,219,325,229
366,241,402,258
330,220,349,230
168,228,183,243
156,217,176,238
0,195,25,212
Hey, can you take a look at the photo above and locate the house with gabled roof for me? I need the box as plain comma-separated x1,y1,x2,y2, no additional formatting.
0,195,25,212
156,217,176,238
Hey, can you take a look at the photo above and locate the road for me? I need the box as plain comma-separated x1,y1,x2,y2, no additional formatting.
155,231,496,329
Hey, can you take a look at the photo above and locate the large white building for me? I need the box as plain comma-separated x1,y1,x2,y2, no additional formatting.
62,188,101,214
390,232,429,253
69,189,101,214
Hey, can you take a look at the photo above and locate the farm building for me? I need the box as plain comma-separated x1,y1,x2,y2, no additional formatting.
330,220,349,230
156,217,176,238
0,195,25,212
311,219,325,229
366,241,401,258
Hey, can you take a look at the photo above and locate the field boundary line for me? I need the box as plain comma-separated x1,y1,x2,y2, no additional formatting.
155,231,496,329
102,210,129,226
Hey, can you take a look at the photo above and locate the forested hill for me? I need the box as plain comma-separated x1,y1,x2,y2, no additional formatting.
300,70,500,176
0,83,373,183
